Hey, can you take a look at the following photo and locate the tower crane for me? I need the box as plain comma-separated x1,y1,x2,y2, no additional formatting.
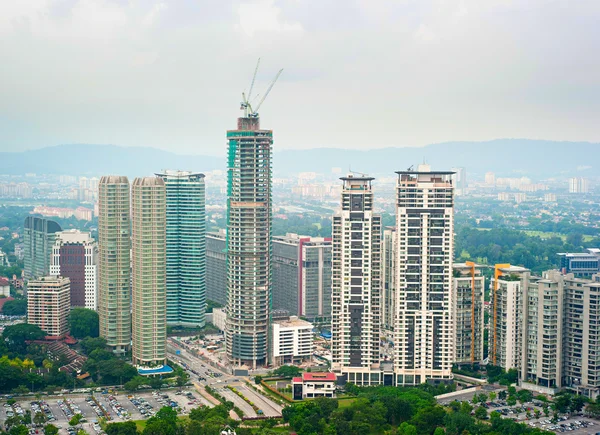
240,58,283,118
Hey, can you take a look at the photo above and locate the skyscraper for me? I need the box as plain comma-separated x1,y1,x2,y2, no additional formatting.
98,176,131,354
226,116,273,369
131,177,167,367
23,216,62,279
331,175,382,385
27,276,71,338
50,230,98,310
206,230,227,305
381,226,396,333
393,165,454,385
156,170,206,328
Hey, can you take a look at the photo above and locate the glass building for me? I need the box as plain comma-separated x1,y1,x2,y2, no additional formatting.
156,171,206,328
24,216,62,279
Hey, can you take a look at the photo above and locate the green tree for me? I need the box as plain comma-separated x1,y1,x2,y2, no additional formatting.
272,365,302,378
155,406,178,425
517,389,533,404
506,395,517,406
254,375,263,384
474,406,488,420
498,390,507,400
105,421,139,435
69,308,99,338
33,411,47,426
1,299,26,316
44,424,59,435
69,413,83,426
489,391,497,402
79,336,107,355
2,323,46,353
8,425,28,435
143,419,175,435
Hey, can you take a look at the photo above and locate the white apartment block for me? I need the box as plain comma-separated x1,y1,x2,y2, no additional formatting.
381,227,396,333
271,316,314,366
394,165,455,385
569,177,589,194
50,230,98,310
27,276,71,338
489,264,531,370
331,175,382,386
453,262,485,365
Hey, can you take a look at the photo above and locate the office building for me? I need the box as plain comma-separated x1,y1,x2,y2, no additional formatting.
558,249,600,277
452,262,485,365
489,264,532,370
381,227,396,332
569,177,589,194
131,177,167,368
27,276,70,338
271,316,314,366
206,231,227,305
50,230,98,310
272,233,332,321
156,170,206,328
331,175,382,385
98,176,131,354
24,216,62,279
394,165,454,385
225,116,273,369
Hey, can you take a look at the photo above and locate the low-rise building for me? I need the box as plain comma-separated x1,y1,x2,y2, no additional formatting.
27,276,71,338
0,277,10,298
558,249,600,278
271,316,314,366
292,372,336,400
212,307,227,332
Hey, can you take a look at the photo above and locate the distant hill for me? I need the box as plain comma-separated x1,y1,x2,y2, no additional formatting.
0,139,597,178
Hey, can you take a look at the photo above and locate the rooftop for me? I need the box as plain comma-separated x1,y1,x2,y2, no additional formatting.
302,372,336,382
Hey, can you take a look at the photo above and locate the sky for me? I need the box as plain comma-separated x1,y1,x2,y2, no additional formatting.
1,0,599,156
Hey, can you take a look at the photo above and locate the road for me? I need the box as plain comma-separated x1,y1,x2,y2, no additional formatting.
236,385,283,417
217,387,257,418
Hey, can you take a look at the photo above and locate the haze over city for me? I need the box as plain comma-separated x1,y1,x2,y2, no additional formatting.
2,0,600,155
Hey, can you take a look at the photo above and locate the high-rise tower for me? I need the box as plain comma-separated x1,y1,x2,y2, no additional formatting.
225,116,273,369
131,177,167,367
331,175,382,385
23,216,62,279
98,176,131,354
156,170,206,328
393,165,454,385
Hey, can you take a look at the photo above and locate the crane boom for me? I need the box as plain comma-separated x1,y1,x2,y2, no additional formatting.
247,58,261,102
251,68,283,117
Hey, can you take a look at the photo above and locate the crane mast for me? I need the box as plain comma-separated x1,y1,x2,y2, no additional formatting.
240,58,283,119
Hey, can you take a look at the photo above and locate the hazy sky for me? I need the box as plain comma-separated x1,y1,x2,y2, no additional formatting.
1,0,599,156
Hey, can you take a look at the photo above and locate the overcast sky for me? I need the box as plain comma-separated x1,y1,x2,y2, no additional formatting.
1,0,599,156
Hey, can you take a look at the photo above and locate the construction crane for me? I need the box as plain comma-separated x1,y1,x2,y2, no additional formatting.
240,58,283,118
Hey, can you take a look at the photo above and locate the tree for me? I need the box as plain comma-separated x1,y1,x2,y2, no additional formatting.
506,395,517,406
534,409,541,419
143,419,175,435
155,406,178,425
174,367,190,387
8,425,28,435
1,299,26,316
69,414,83,426
69,308,99,338
517,389,533,404
2,323,45,353
33,411,47,426
474,406,488,420
273,365,302,378
44,424,59,435
498,390,507,400
489,391,497,402
254,375,263,384
80,336,107,355
105,421,138,435
477,392,488,404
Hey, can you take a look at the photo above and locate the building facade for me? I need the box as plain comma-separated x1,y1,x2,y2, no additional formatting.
131,177,167,368
272,233,332,321
156,170,206,328
569,177,589,194
98,176,131,354
558,249,600,277
331,175,382,385
489,264,531,370
452,262,485,365
292,373,337,400
50,230,98,310
24,216,62,279
206,231,227,305
393,166,455,385
27,276,70,338
381,227,396,333
271,316,314,366
225,117,273,369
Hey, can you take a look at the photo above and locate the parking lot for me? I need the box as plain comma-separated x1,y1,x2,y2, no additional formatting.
0,390,210,435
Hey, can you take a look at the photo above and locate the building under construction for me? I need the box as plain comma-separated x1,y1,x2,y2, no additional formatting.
225,60,281,369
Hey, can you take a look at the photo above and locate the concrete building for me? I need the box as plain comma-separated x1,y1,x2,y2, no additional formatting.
27,276,70,338
212,307,227,332
485,172,496,186
206,231,227,305
331,175,382,385
0,277,10,298
131,177,167,368
381,227,396,333
50,230,98,310
156,170,206,328
292,372,336,400
225,116,273,369
452,262,485,365
24,216,62,279
569,177,589,194
98,176,131,355
394,165,455,385
272,233,332,321
558,249,600,277
451,167,466,196
271,316,314,366
489,264,532,370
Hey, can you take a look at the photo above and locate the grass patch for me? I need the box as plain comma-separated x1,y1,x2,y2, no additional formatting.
337,398,357,408
133,419,147,432
522,230,566,241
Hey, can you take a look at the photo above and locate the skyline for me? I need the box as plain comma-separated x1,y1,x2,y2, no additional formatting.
2,1,600,154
